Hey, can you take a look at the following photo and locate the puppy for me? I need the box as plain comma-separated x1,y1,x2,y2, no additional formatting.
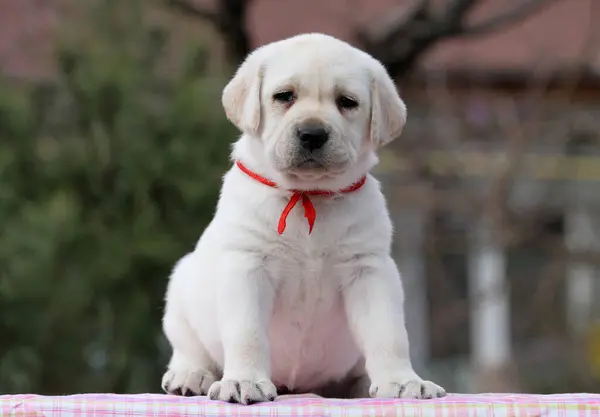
161,33,446,404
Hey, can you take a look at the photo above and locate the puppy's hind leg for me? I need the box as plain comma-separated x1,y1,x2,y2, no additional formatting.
161,309,219,396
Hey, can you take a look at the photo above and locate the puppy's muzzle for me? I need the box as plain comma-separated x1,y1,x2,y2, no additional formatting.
296,122,329,152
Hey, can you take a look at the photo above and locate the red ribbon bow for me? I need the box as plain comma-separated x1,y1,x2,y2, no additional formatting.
236,161,366,234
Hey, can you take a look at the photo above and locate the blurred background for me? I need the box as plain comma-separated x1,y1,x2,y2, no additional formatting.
0,0,599,396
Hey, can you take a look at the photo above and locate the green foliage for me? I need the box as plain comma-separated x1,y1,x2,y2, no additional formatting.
0,1,235,394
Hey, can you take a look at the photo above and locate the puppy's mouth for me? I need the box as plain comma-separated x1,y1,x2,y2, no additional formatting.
286,157,349,183
294,157,325,170
274,144,352,179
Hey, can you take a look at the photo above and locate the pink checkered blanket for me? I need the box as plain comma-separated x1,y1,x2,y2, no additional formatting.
2,393,600,416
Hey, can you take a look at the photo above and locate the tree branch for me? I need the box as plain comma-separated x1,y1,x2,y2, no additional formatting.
163,0,253,64
164,0,218,22
359,0,560,79
216,0,254,63
443,0,478,25
165,0,562,78
358,0,480,78
460,0,560,37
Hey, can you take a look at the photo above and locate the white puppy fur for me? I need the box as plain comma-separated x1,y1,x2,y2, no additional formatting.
161,33,446,404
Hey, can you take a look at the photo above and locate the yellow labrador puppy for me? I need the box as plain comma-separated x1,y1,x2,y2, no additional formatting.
161,33,446,404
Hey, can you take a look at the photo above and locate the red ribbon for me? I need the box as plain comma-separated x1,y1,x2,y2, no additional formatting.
236,161,366,234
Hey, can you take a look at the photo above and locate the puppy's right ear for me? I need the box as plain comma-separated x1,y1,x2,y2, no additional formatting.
222,50,264,136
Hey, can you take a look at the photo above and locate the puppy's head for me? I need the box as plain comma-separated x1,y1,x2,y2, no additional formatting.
223,33,406,186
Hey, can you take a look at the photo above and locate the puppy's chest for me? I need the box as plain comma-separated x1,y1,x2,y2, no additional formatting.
267,253,357,390
264,233,357,316
272,255,338,315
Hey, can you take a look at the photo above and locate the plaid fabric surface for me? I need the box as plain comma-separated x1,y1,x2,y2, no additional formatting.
2,393,600,417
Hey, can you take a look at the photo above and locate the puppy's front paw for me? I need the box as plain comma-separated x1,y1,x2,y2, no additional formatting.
162,368,216,396
370,378,446,399
208,379,277,405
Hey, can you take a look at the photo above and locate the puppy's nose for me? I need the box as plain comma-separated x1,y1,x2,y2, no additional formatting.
297,124,329,151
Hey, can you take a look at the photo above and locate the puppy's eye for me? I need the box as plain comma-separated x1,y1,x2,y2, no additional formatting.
336,96,358,110
273,91,295,103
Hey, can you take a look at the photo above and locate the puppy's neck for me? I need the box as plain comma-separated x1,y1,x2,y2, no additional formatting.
231,135,376,192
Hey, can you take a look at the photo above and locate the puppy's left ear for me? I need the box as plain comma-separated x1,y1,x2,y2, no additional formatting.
369,61,407,148
222,49,265,136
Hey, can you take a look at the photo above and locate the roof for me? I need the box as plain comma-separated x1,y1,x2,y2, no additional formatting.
247,0,598,77
1,0,597,81
422,0,600,76
0,0,58,80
